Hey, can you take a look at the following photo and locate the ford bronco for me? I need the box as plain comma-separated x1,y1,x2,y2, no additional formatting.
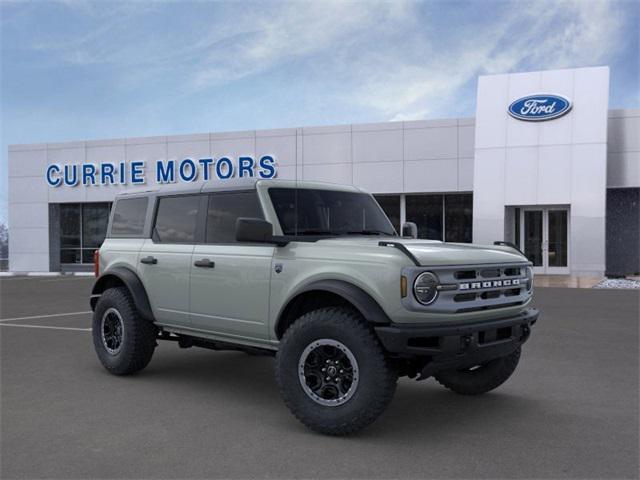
90,179,538,435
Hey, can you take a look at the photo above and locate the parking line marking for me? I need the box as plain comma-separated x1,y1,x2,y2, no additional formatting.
0,311,92,323
0,323,91,332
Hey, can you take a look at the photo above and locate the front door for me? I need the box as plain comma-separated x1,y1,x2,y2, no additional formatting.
519,207,569,274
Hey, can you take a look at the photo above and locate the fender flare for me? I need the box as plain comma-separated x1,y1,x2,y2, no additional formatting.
90,266,154,322
275,279,391,337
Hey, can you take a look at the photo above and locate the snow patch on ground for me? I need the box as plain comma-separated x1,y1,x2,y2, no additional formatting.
593,278,640,289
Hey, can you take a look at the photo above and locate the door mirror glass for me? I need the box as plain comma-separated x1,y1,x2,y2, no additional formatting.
235,218,274,243
401,222,418,239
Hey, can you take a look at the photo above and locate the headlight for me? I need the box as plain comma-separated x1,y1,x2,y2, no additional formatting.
525,266,534,292
413,272,439,305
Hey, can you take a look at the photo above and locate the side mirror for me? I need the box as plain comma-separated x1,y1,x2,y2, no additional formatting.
401,222,418,239
236,218,274,243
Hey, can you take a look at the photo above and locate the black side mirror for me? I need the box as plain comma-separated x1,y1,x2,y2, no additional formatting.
236,218,274,243
401,222,418,239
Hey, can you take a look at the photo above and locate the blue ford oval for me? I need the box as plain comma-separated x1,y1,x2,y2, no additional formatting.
508,94,572,121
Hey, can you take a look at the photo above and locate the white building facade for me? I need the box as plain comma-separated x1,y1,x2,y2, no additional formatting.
8,66,640,276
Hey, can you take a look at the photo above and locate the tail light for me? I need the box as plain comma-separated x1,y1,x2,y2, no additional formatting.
93,250,100,277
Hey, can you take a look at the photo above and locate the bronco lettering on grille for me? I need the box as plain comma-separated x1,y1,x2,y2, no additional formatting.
459,279,520,290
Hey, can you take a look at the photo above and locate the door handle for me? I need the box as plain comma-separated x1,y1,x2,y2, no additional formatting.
140,256,157,265
194,258,215,268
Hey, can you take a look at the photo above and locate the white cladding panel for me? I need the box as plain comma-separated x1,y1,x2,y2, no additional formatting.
473,66,610,276
607,109,640,188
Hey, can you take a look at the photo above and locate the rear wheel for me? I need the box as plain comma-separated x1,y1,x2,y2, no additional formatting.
434,348,521,395
92,287,157,375
276,307,397,435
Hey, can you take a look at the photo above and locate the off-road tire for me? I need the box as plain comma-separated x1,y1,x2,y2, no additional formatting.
434,348,521,395
276,307,397,436
92,287,157,375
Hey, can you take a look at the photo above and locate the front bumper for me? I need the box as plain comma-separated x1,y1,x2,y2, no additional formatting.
375,308,539,379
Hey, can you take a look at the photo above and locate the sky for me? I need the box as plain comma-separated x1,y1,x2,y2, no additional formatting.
1,0,638,225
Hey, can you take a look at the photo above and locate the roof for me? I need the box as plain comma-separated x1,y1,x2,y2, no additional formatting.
115,178,364,199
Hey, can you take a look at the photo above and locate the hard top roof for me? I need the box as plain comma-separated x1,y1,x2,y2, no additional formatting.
114,179,365,200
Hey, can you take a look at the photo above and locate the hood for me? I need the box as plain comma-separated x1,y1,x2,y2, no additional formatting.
316,237,526,266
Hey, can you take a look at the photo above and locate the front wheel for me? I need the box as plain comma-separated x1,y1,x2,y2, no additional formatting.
434,348,521,395
276,307,397,436
92,287,157,375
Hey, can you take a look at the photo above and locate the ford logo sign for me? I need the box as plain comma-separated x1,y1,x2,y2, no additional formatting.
508,94,572,121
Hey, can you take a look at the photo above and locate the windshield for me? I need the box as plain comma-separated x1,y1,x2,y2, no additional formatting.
268,188,397,237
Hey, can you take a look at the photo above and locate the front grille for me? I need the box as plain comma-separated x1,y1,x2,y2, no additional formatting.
402,262,532,314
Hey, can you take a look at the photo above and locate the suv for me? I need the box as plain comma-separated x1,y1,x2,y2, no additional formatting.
91,179,538,435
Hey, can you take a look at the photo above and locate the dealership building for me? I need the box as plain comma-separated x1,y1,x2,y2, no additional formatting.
7,66,640,276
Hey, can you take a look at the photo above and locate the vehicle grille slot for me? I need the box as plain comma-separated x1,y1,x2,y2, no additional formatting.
504,267,521,276
455,270,476,280
480,269,500,278
480,290,500,300
455,301,524,313
454,293,476,302
504,288,521,297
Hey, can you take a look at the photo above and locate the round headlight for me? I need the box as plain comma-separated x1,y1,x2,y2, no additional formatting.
413,272,439,305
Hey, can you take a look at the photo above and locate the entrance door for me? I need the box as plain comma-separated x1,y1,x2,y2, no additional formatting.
519,208,569,274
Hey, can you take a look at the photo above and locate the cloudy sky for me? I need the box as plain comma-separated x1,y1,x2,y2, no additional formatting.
0,0,638,224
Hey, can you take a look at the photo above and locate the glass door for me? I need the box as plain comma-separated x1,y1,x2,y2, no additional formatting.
519,208,569,274
546,210,569,274
523,210,544,271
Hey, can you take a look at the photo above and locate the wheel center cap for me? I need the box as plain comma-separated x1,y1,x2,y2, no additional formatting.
327,366,337,377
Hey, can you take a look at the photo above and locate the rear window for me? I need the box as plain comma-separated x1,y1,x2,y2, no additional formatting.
110,197,148,236
154,195,200,244
206,191,263,243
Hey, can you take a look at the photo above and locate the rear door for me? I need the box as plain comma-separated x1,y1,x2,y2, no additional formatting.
138,194,204,328
189,190,274,341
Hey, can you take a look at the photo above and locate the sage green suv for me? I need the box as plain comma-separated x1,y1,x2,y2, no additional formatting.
90,179,538,435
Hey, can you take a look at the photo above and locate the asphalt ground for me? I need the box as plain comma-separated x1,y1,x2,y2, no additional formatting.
1,277,638,479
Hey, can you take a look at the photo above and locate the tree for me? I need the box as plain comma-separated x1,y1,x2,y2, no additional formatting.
0,222,8,259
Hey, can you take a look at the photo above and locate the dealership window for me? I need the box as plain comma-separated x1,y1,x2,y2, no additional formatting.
444,194,473,243
374,195,401,233
60,203,111,264
406,194,444,240
405,193,472,242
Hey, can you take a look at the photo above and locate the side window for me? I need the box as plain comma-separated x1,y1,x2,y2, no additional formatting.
154,195,200,244
110,197,148,236
206,191,263,243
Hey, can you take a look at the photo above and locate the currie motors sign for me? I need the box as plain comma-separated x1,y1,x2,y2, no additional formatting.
45,155,277,187
508,94,572,121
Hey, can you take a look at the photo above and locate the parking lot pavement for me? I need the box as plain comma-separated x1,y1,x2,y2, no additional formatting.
1,278,638,479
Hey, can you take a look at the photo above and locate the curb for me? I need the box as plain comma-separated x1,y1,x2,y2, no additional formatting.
0,272,94,277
